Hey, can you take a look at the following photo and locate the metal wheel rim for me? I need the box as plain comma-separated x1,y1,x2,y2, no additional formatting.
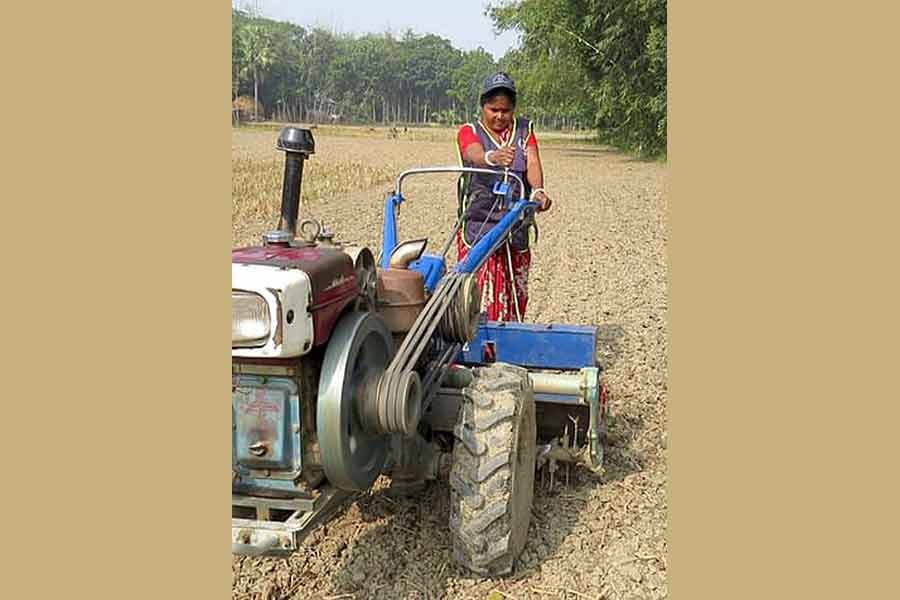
317,311,393,491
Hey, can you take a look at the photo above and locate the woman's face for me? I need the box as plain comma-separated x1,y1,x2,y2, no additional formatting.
481,94,514,133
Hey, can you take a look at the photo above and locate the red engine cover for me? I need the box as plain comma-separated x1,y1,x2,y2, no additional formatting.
232,245,359,345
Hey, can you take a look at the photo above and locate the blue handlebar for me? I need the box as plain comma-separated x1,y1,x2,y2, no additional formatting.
454,199,539,274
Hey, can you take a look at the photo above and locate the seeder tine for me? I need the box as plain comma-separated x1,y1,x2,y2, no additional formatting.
569,414,580,449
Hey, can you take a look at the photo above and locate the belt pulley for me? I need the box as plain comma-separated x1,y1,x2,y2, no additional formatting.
374,271,480,437
317,311,393,491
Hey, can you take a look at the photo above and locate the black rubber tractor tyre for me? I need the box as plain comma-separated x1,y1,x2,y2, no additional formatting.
449,363,537,576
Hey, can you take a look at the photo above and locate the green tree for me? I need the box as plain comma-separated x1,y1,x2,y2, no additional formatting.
499,46,593,130
490,0,667,156
237,21,276,120
449,49,498,122
403,33,462,123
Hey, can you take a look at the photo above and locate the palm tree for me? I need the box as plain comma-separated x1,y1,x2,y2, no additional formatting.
238,22,275,121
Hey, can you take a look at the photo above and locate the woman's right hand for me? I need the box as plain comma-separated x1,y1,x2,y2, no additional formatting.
486,146,515,168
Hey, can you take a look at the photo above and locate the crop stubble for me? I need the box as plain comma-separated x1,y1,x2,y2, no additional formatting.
232,126,668,600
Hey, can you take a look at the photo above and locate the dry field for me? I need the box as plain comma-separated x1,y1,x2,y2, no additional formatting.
232,124,668,600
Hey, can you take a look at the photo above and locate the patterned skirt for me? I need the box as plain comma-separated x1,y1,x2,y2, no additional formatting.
456,231,531,322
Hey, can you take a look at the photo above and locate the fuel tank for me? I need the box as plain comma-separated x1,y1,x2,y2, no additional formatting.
376,267,426,334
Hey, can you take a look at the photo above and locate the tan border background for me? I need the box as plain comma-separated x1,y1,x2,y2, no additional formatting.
3,2,899,598
669,3,900,598
4,2,231,598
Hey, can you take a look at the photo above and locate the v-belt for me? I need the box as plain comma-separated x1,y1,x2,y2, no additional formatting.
377,271,467,424
376,218,519,428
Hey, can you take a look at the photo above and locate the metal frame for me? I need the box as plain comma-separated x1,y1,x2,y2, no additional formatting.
380,166,533,269
232,486,350,556
456,320,598,370
378,167,605,470
393,166,527,200
452,196,535,274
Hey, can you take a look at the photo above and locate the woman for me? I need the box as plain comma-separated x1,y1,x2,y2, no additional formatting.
456,72,553,322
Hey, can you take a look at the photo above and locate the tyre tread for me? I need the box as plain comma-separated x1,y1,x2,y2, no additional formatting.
448,363,536,576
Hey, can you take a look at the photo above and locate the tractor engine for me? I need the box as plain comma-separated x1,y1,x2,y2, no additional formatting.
231,238,365,497
231,128,428,547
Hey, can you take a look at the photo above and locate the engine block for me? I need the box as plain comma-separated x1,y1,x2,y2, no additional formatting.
232,375,303,493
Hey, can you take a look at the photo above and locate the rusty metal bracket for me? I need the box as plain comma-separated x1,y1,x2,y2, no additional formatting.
582,366,604,473
232,485,351,556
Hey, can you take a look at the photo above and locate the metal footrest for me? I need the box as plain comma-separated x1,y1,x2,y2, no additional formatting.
232,485,350,556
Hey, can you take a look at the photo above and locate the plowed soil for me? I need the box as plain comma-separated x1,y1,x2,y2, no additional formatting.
232,125,668,600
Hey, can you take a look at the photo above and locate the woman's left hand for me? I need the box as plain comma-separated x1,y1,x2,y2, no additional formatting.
533,190,553,212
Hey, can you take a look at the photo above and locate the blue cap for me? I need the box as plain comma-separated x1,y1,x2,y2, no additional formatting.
481,72,516,96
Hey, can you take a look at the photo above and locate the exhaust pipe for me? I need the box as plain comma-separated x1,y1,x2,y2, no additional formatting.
388,238,428,269
275,127,315,236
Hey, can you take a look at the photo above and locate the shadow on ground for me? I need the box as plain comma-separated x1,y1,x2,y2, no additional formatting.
597,323,626,370
317,411,644,599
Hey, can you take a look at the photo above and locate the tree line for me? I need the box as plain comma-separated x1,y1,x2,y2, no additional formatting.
232,9,503,128
490,0,666,156
232,1,665,157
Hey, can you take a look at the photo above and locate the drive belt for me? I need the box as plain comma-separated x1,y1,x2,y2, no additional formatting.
376,271,468,430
